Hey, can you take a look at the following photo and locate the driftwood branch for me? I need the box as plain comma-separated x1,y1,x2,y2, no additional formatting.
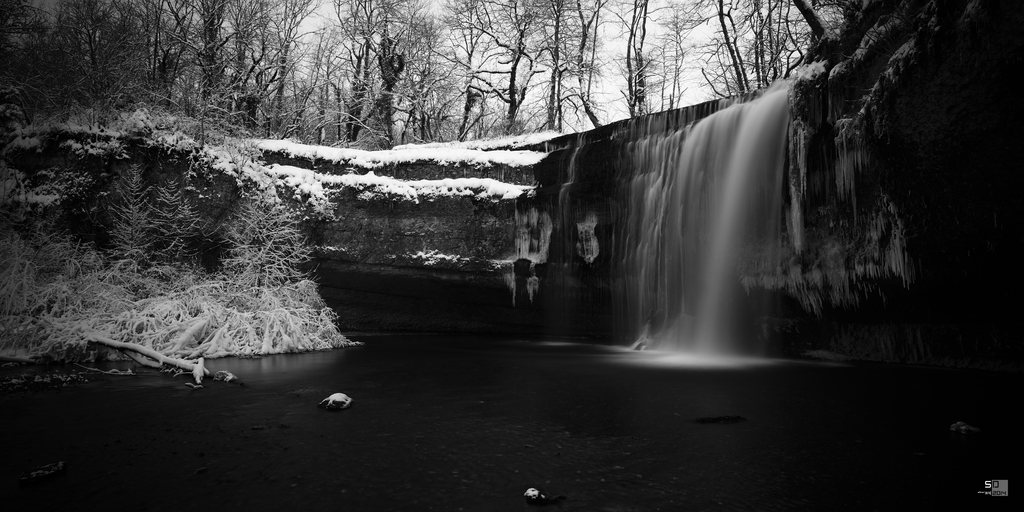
85,332,212,377
123,351,162,369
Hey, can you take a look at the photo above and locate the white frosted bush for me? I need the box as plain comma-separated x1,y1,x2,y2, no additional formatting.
0,205,356,366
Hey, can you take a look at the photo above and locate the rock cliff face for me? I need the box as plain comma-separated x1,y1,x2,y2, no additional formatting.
255,139,549,334
304,187,542,335
1,125,550,336
514,0,1023,367
788,0,1024,366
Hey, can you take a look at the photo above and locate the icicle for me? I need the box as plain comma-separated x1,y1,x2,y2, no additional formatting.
514,207,552,263
502,262,517,307
787,119,811,253
526,276,540,304
574,211,600,264
834,116,869,212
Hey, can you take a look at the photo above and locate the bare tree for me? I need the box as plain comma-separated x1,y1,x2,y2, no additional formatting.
449,0,545,134
47,0,148,108
617,0,652,117
443,0,489,140
397,12,460,142
267,0,318,135
570,0,607,128
540,0,568,131
333,0,412,144
652,0,696,111
225,0,271,128
692,0,816,98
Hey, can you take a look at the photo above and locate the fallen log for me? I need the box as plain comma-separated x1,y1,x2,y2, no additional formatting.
84,332,212,377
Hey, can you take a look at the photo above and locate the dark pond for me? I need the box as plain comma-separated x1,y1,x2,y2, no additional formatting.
2,335,1020,511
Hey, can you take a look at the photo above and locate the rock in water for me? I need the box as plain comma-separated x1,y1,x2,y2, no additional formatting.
694,415,747,424
524,487,566,506
949,421,981,434
19,461,66,486
214,370,238,383
318,392,353,410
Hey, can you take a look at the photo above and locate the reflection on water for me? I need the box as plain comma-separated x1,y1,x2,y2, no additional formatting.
14,334,1018,511
621,350,785,369
617,349,852,369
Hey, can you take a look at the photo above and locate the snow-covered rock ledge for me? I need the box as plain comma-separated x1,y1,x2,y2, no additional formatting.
255,139,548,169
268,164,533,211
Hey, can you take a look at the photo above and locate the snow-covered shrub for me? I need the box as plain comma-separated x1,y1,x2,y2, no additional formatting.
221,199,312,289
0,221,356,363
151,178,204,263
108,165,206,265
109,165,155,262
60,139,129,159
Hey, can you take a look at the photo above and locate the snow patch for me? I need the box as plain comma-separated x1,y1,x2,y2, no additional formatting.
255,139,547,168
409,250,469,267
791,61,828,81
61,139,129,159
267,164,531,205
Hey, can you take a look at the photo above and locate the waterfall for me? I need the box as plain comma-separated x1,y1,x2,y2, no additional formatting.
623,83,791,355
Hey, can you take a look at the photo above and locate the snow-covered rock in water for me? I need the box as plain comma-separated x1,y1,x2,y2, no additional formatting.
523,487,566,506
318,392,353,410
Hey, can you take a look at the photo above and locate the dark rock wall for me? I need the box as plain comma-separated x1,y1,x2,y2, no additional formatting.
789,0,1024,366
305,189,542,335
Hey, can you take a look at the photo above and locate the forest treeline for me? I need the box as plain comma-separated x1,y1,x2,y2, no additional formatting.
1,0,847,147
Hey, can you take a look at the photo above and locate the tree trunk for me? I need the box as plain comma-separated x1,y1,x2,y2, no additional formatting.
717,0,747,94
792,0,825,40
376,33,405,147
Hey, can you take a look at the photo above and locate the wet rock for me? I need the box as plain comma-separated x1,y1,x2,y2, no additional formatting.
213,370,238,383
949,421,980,434
524,487,566,506
19,461,66,486
694,415,747,424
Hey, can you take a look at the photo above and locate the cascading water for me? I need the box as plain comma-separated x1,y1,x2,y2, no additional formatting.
623,83,791,355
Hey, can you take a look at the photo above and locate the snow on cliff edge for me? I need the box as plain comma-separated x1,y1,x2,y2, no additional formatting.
266,164,533,209
255,139,547,168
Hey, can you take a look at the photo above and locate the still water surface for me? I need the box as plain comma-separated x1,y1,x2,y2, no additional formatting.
3,334,1019,511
